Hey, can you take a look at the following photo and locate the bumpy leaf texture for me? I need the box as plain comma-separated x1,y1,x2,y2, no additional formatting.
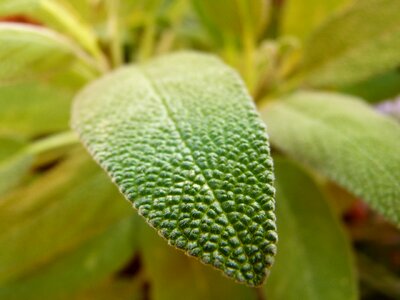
72,52,276,286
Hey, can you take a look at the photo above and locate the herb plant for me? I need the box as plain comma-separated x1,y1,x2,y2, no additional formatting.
0,0,399,299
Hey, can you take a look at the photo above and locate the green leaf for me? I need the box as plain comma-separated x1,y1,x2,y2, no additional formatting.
139,221,258,300
0,216,138,300
265,158,358,300
281,0,350,40
261,91,400,225
0,23,95,83
303,0,400,87
192,0,269,44
339,69,400,103
0,151,133,283
72,52,276,286
0,82,72,137
0,136,31,196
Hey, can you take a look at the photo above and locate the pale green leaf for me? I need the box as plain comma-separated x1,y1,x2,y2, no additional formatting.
139,220,257,300
72,52,276,286
265,158,358,300
303,0,400,87
281,0,350,40
0,216,138,300
0,82,72,137
0,151,133,283
261,91,400,225
0,23,94,83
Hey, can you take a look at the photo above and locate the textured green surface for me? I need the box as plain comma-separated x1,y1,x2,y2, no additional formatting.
0,152,133,284
72,52,276,286
139,220,257,300
262,91,400,225
303,0,400,87
281,0,350,40
0,23,90,83
265,158,357,300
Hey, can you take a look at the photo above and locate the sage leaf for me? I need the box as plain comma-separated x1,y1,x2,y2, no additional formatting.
265,158,357,299
0,151,133,283
0,82,72,137
0,216,138,300
261,91,400,225
281,0,350,40
72,52,276,286
0,137,31,196
0,23,95,83
139,220,257,300
192,0,269,44
303,0,400,87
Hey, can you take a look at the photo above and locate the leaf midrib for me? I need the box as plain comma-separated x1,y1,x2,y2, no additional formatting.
139,67,256,278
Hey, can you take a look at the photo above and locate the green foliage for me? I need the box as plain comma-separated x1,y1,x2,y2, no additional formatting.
265,158,358,300
280,0,350,40
262,91,400,225
1,0,400,298
0,151,136,299
72,52,276,286
302,0,400,87
0,23,94,82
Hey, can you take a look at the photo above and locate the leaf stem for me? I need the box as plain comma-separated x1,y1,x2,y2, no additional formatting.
27,131,79,155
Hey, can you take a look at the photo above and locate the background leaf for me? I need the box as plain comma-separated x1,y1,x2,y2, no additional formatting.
265,157,358,300
261,91,400,226
0,150,133,284
280,0,350,40
72,52,276,286
0,82,72,137
302,0,400,87
0,23,94,83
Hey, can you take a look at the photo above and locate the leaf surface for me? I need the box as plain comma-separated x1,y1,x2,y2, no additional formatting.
0,82,72,137
265,158,357,300
281,0,350,40
0,216,138,300
0,151,133,283
261,91,400,225
139,220,257,300
303,0,400,87
72,52,276,286
0,23,93,83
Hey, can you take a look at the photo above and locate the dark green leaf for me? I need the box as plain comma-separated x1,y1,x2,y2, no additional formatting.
72,52,276,286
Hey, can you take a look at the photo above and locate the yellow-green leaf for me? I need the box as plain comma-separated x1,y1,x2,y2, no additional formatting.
303,0,400,87
281,0,350,40
261,91,400,225
0,23,94,83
